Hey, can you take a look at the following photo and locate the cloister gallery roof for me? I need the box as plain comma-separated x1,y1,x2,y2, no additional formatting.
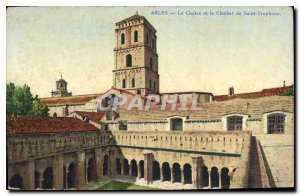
111,96,294,122
7,116,98,134
40,93,101,106
39,85,293,107
214,85,293,101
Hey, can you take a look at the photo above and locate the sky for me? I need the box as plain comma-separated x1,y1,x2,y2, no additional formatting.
6,6,294,98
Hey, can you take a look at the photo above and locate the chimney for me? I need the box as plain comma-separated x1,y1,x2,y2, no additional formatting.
63,104,69,117
283,80,286,87
228,86,234,96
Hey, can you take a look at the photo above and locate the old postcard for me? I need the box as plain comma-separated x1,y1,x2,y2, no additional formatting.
6,6,294,190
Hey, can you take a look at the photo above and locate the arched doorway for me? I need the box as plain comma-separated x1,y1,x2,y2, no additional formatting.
42,167,53,189
123,159,129,175
162,162,171,181
67,162,76,188
221,167,230,189
172,163,181,183
201,166,209,188
103,154,109,176
116,158,121,175
183,164,192,184
87,158,96,182
131,160,138,177
152,161,160,181
9,174,23,189
139,160,144,178
211,167,219,188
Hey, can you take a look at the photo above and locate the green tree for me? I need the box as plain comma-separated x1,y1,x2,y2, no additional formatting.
6,83,49,116
280,85,294,96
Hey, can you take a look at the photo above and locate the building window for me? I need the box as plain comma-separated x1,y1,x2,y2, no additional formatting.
227,116,243,131
150,80,152,89
132,78,135,88
171,118,183,131
152,39,155,49
119,123,128,131
134,30,138,42
122,79,126,88
150,57,153,70
268,114,285,134
146,33,149,44
121,33,125,45
154,81,156,90
101,124,109,131
126,54,132,67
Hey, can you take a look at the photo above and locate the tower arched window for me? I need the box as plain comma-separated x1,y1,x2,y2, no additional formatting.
150,57,153,70
121,33,125,45
268,114,285,134
134,31,138,42
122,79,126,88
146,33,149,44
132,78,135,88
150,79,152,89
152,39,155,49
126,54,132,67
154,81,156,90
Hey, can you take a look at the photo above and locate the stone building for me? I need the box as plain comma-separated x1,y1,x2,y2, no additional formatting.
7,13,294,190
51,76,72,97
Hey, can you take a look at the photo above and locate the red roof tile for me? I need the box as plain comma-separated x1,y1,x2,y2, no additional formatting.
215,85,293,101
40,93,101,106
7,116,98,135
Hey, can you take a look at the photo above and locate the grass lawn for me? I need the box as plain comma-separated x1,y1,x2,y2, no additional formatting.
96,180,161,190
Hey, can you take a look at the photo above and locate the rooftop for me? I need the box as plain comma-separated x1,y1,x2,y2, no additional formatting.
7,116,99,135
215,85,293,101
40,93,101,106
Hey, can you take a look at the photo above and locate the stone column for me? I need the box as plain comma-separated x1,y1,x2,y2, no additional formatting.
109,150,116,176
65,170,69,189
76,150,86,190
170,167,174,183
53,154,64,190
120,159,124,175
143,153,153,184
137,164,140,179
218,171,222,189
129,163,132,176
181,169,184,185
24,159,35,189
95,147,103,180
208,171,211,189
160,167,163,182
85,161,89,183
38,175,43,189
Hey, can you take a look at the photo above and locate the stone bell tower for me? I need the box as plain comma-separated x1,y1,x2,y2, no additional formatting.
113,12,160,96
51,75,72,97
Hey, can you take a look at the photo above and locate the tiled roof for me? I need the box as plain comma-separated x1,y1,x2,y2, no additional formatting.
116,14,144,24
7,116,99,135
215,86,293,101
72,111,105,123
40,93,101,106
160,91,213,95
109,96,294,122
